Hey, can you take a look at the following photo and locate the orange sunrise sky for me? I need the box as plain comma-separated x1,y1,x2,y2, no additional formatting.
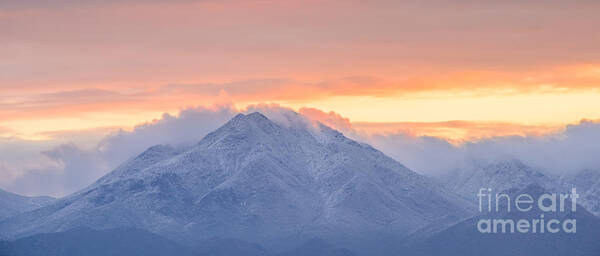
2,0,600,141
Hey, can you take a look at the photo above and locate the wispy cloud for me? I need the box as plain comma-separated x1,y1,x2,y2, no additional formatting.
0,104,237,197
2,0,600,197
352,121,564,143
4,68,600,127
2,105,599,197
3,0,600,92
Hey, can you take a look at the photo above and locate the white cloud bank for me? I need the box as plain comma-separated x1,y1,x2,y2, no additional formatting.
0,105,237,197
1,104,599,197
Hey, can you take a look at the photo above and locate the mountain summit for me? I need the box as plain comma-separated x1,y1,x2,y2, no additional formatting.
0,112,471,252
441,159,562,202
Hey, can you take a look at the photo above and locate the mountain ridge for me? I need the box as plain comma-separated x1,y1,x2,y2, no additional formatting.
0,111,472,254
0,189,55,221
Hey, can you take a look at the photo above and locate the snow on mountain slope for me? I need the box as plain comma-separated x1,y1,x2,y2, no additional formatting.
440,159,563,202
0,112,472,249
440,159,600,217
560,169,600,216
581,182,600,216
0,189,55,221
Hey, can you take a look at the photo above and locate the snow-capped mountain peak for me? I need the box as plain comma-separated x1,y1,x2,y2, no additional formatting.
0,112,472,253
441,159,562,202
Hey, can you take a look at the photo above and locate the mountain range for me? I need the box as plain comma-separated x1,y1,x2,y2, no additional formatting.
0,111,598,255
